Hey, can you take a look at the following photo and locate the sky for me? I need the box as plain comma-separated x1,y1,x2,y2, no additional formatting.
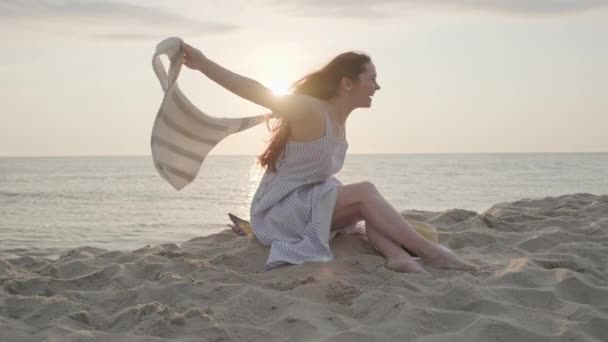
1,0,607,156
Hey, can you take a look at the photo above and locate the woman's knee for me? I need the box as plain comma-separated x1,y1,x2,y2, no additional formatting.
354,182,381,204
358,181,379,195
334,181,379,225
356,181,383,213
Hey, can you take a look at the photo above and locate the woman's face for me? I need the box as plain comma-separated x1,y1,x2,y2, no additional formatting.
352,62,381,108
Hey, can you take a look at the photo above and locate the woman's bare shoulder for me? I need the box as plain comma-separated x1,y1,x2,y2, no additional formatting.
284,97,329,142
274,94,325,123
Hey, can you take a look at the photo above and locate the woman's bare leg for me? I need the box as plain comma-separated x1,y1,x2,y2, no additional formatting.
365,223,427,273
333,182,476,271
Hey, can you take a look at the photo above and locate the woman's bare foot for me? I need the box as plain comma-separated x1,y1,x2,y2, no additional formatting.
423,245,477,271
386,256,428,274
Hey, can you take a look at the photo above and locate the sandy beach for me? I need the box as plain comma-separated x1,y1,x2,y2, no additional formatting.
1,193,607,341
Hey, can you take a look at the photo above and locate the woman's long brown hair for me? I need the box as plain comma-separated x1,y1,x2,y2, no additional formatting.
257,52,371,172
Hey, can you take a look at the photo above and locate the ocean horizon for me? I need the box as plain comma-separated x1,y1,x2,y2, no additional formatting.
2,152,607,259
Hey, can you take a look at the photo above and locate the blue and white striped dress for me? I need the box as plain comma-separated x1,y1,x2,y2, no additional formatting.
250,111,362,270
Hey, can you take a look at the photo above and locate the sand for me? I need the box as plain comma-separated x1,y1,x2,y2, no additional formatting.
1,193,607,341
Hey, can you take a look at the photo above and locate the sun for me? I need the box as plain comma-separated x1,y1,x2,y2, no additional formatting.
267,80,290,96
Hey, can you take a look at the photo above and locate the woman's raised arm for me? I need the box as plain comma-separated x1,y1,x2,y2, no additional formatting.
182,42,321,121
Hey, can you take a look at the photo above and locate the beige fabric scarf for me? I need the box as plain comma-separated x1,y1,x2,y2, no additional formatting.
151,37,271,190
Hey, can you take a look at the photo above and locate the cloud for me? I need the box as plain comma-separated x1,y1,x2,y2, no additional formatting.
0,0,239,39
273,0,608,19
438,0,608,15
271,1,389,19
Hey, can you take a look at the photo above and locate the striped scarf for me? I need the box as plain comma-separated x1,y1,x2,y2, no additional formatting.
151,37,271,190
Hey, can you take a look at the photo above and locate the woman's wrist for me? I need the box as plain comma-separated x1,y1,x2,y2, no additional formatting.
195,55,209,72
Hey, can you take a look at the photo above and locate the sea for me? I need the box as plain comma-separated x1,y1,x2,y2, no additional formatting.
1,153,607,259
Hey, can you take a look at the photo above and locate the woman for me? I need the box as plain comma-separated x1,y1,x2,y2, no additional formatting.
182,42,475,273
